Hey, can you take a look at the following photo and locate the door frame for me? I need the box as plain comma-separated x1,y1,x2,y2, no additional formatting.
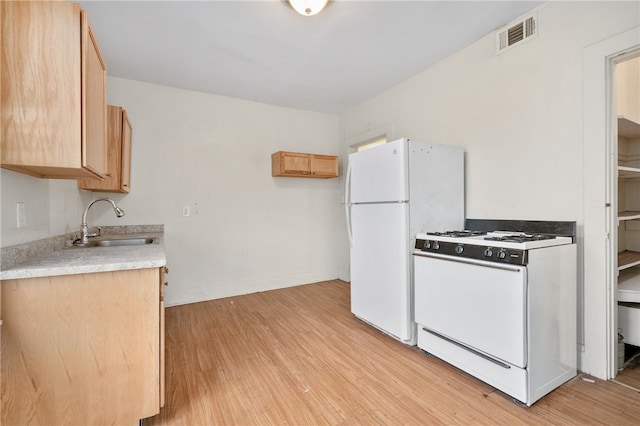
583,27,639,380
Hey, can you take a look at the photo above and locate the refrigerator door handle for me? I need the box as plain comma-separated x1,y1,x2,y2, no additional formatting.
345,160,354,247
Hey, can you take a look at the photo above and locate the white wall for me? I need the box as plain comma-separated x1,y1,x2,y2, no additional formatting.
0,170,89,247
100,78,343,306
338,1,639,377
1,78,343,306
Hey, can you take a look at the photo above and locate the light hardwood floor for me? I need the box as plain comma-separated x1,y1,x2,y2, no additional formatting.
146,280,640,425
614,352,640,391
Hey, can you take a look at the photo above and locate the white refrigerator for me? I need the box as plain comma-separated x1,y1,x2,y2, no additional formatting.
345,138,464,344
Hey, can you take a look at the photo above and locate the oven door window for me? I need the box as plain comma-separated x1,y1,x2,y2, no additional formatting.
414,255,527,368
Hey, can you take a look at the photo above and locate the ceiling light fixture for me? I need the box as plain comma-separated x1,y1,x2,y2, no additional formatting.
286,0,330,17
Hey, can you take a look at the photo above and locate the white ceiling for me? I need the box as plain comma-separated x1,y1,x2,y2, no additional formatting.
79,0,543,114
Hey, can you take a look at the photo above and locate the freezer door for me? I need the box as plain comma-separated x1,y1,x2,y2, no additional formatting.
348,138,408,203
350,202,412,342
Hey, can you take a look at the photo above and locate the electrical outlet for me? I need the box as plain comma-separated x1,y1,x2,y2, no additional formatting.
182,205,190,217
16,202,26,228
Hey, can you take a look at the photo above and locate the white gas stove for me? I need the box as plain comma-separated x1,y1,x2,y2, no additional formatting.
413,219,577,406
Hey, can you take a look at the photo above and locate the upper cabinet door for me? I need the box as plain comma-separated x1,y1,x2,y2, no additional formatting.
78,106,132,193
0,1,107,179
82,11,108,178
120,110,133,192
272,151,311,176
310,154,339,178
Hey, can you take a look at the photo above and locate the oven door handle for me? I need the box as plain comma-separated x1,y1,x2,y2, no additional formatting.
413,251,524,272
422,328,512,369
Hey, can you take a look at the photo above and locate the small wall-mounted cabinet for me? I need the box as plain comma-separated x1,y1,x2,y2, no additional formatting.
78,106,132,193
271,151,338,178
1,1,107,179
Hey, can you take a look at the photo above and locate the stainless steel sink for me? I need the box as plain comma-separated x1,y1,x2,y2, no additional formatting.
72,237,155,248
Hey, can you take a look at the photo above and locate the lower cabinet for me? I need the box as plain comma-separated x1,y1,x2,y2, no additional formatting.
1,267,165,425
160,266,168,408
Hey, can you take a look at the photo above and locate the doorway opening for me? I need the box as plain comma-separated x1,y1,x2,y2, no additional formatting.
356,137,387,152
582,26,638,381
612,53,640,391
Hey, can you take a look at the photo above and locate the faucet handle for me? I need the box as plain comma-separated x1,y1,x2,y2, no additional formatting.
86,226,102,239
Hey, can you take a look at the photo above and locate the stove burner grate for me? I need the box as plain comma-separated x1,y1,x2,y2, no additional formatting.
426,230,487,238
484,234,556,243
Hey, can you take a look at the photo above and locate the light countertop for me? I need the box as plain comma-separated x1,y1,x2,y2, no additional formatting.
0,232,166,281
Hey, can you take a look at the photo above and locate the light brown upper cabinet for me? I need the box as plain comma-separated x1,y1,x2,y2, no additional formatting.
79,106,132,193
271,151,339,178
1,1,107,179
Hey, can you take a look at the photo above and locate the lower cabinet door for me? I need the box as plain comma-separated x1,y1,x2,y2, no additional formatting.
1,268,160,424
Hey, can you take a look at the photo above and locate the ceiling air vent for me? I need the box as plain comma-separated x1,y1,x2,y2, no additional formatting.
496,12,537,54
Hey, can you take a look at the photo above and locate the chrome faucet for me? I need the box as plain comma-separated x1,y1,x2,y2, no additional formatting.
78,198,125,245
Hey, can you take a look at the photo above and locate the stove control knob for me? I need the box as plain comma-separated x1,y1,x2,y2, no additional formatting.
497,249,507,259
484,248,493,257
433,242,440,250
424,241,431,249
455,245,464,254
